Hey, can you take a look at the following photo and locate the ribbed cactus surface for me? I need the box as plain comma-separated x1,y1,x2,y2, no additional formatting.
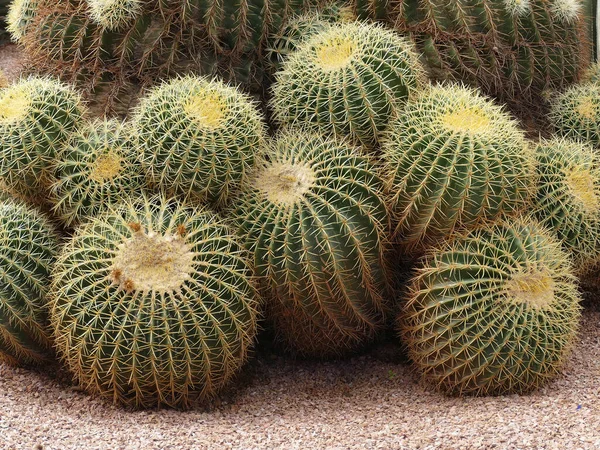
532,138,600,273
550,83,600,146
382,84,534,251
133,75,265,206
401,218,581,396
271,21,425,148
51,195,258,408
0,198,58,366
231,130,391,357
0,76,84,199
51,119,147,227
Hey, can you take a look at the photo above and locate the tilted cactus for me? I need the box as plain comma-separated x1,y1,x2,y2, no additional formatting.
550,83,600,146
531,138,600,273
0,76,84,199
51,194,259,408
271,21,425,148
0,198,59,366
133,75,266,206
51,119,147,227
401,217,582,396
230,130,391,358
382,84,534,251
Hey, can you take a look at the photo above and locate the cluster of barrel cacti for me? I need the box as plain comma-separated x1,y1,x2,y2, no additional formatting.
0,1,598,410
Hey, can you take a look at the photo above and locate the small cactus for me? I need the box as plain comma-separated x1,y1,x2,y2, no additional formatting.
550,83,600,146
401,217,582,396
0,76,84,199
382,84,534,251
230,130,391,358
51,194,259,408
0,198,58,366
532,138,600,273
133,75,266,206
51,119,147,227
271,21,425,148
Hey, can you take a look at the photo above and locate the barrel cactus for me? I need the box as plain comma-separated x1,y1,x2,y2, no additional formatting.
230,130,391,358
0,198,58,366
133,75,266,206
0,76,84,199
401,218,582,396
86,0,143,30
271,21,425,148
51,194,258,408
532,138,600,273
51,119,147,227
382,84,534,251
550,83,600,146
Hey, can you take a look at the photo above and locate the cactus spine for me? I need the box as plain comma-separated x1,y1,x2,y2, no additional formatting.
230,130,391,357
51,195,259,408
401,218,582,396
550,83,600,146
0,198,58,366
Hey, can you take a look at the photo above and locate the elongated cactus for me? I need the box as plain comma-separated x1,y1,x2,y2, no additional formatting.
532,138,600,273
51,194,258,408
382,84,534,251
230,130,391,358
0,198,58,366
271,21,425,148
0,76,84,199
550,83,600,146
401,218,582,396
133,75,266,206
51,119,147,227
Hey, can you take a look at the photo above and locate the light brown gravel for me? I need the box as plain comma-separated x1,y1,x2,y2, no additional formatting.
0,302,599,450
0,44,25,83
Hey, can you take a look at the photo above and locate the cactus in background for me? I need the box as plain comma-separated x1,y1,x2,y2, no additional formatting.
382,84,534,251
0,198,58,367
6,0,37,41
86,0,143,30
230,130,391,358
581,62,600,83
532,138,600,273
51,194,259,408
51,119,147,227
133,75,266,206
0,76,84,199
550,83,600,146
401,218,581,396
271,21,425,148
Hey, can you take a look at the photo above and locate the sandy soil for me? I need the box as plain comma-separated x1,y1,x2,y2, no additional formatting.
0,44,25,82
0,301,599,450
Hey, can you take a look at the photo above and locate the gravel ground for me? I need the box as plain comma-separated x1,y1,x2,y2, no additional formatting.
0,44,25,82
1,301,599,450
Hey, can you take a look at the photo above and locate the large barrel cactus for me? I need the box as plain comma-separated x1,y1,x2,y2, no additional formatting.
0,198,58,367
271,21,425,148
230,130,391,358
401,218,582,396
382,84,534,251
51,195,259,408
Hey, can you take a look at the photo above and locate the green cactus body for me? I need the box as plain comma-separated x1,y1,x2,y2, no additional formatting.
51,195,258,408
401,218,582,396
231,130,391,358
382,84,534,251
532,138,600,273
581,62,600,83
133,75,266,206
550,83,600,146
6,0,38,42
51,119,147,227
0,199,58,366
271,21,425,148
0,77,84,199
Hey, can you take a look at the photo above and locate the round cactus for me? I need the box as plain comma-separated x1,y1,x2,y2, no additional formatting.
550,83,600,146
51,119,147,227
271,21,425,148
0,198,58,366
6,0,38,42
133,75,266,206
51,194,258,408
0,76,84,199
86,0,143,30
382,84,534,251
230,130,391,358
401,218,582,396
531,138,600,273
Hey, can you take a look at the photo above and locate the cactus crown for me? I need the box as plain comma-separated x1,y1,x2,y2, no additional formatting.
6,0,37,42
89,151,123,182
550,0,582,24
86,0,142,30
0,85,31,123
183,90,227,128
253,162,316,204
503,0,531,16
550,83,600,145
313,33,356,71
566,168,599,212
